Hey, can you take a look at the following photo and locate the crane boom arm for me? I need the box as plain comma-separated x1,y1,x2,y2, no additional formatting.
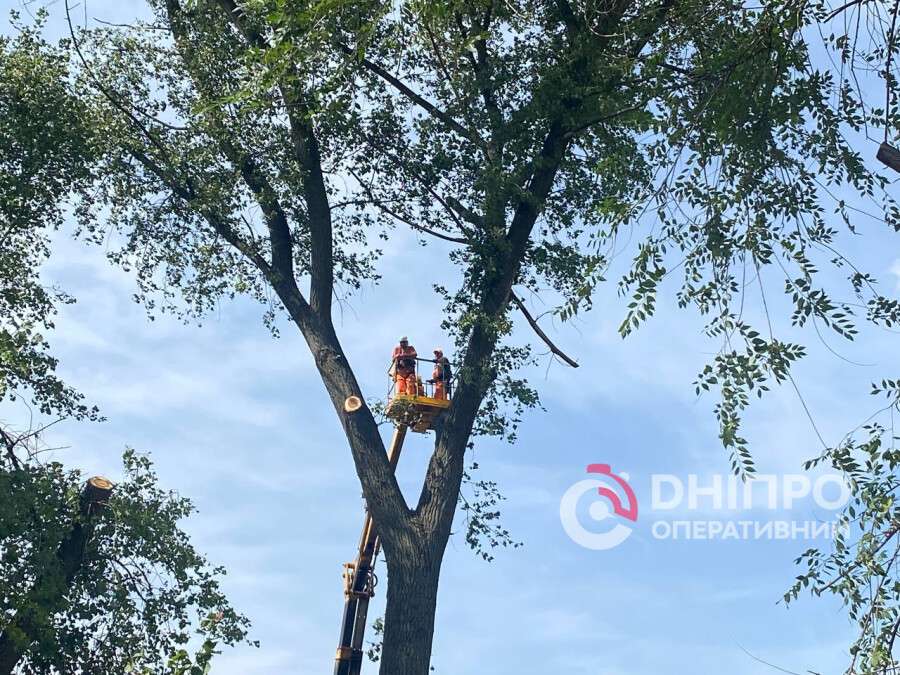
334,425,407,675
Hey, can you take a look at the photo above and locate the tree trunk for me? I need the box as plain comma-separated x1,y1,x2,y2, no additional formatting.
379,552,442,675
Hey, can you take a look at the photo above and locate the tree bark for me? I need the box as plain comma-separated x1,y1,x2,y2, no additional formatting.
379,548,442,675
877,141,900,173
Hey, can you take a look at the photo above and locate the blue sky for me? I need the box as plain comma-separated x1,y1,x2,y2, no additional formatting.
5,2,900,673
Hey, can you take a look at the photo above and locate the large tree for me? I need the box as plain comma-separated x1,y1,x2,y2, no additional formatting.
64,0,900,671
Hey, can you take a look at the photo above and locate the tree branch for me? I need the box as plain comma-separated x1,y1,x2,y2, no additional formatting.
553,0,583,37
626,0,678,59
214,0,266,46
444,196,484,229
563,104,644,139
127,147,275,279
0,427,22,470
510,292,579,367
219,136,295,282
414,0,639,537
376,148,478,237
349,169,469,244
414,115,573,544
214,0,334,318
823,0,873,22
284,112,334,318
165,0,295,285
65,0,174,159
207,0,414,541
503,118,570,289
455,8,504,157
337,43,490,153
134,140,415,544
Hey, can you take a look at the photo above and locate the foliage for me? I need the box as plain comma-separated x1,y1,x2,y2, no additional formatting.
254,0,900,480
786,381,900,674
48,0,900,668
1,15,254,673
0,440,252,674
459,462,521,563
365,616,383,664
0,13,98,420
597,0,900,478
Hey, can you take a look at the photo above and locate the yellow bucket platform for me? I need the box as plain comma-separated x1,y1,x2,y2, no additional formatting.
385,394,450,433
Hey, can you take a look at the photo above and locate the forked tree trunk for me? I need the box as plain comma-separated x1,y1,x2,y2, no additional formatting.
379,552,442,675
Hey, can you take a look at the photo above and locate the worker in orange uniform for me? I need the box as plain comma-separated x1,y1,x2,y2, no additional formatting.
429,348,452,399
391,336,418,395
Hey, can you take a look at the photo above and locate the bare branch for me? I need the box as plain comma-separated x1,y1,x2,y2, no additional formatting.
510,292,579,368
823,0,873,22
877,141,900,172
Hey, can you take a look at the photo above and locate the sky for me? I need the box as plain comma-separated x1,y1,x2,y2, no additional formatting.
5,2,900,674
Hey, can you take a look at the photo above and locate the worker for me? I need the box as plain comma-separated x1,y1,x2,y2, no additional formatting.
391,336,418,395
416,374,426,397
429,348,452,399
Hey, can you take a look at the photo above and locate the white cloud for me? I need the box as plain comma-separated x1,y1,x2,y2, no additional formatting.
891,258,900,291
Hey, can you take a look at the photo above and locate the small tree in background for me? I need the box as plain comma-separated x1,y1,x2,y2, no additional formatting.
0,441,252,675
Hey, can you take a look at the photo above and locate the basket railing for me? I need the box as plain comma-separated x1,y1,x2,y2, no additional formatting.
387,356,451,400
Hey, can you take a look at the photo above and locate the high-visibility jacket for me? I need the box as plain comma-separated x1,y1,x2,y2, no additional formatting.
392,345,417,374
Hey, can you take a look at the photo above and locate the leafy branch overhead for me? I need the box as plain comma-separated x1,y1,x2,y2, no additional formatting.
66,0,900,474
788,380,900,674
